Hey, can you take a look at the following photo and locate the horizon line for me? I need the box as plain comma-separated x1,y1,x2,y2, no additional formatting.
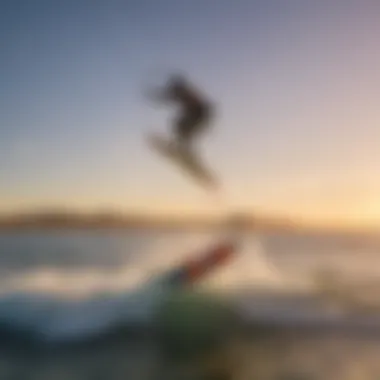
0,207,378,233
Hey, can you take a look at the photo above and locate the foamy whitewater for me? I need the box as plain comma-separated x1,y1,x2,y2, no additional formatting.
0,230,380,343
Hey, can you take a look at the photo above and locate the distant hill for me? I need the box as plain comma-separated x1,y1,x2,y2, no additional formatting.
0,210,376,235
0,210,298,232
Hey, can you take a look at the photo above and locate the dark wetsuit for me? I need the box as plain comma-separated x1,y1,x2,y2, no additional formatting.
165,82,212,147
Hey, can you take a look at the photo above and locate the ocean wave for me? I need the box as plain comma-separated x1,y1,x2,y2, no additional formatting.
0,231,379,346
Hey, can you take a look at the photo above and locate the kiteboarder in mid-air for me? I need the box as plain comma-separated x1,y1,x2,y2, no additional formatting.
148,74,213,155
146,74,217,188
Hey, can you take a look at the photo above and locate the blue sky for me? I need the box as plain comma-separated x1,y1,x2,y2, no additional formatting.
1,1,380,226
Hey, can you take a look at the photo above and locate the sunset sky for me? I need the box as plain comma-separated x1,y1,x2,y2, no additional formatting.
1,1,380,227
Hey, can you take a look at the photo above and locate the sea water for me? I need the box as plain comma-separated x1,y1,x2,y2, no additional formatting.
1,229,380,379
0,229,380,340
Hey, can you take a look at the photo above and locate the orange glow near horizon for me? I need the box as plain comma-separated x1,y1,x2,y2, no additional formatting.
1,191,379,230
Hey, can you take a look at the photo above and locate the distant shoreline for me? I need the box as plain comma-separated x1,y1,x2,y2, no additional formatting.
0,215,284,232
0,212,377,236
